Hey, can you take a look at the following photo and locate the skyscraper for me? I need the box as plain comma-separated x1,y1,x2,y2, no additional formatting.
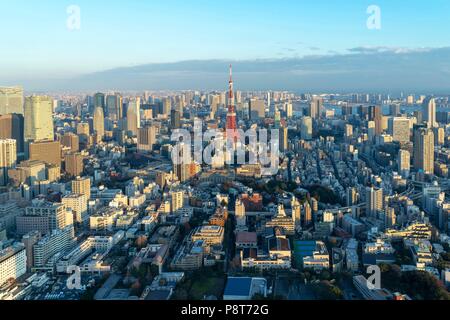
300,117,313,140
94,92,105,111
0,139,17,186
171,109,181,129
0,86,24,115
369,105,383,135
0,114,24,154
106,94,123,120
127,98,141,137
414,127,434,174
24,96,54,143
137,126,156,152
93,107,105,139
309,96,323,120
422,96,436,128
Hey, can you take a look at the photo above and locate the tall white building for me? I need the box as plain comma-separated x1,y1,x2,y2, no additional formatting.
422,96,436,128
0,139,17,186
93,107,105,139
366,187,383,218
127,98,141,136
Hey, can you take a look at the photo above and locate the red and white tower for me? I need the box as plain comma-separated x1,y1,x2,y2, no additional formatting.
226,64,239,143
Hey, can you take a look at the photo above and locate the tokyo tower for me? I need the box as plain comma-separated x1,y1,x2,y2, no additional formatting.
226,65,239,143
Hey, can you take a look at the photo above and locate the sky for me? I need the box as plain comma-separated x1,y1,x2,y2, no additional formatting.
1,0,450,91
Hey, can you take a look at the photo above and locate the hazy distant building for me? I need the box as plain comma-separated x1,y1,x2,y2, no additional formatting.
413,127,434,175
24,96,54,143
0,139,17,186
0,86,24,115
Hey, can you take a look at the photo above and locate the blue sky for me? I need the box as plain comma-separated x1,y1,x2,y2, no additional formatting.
1,0,450,91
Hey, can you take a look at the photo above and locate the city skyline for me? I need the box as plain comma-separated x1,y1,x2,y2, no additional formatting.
1,0,450,307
